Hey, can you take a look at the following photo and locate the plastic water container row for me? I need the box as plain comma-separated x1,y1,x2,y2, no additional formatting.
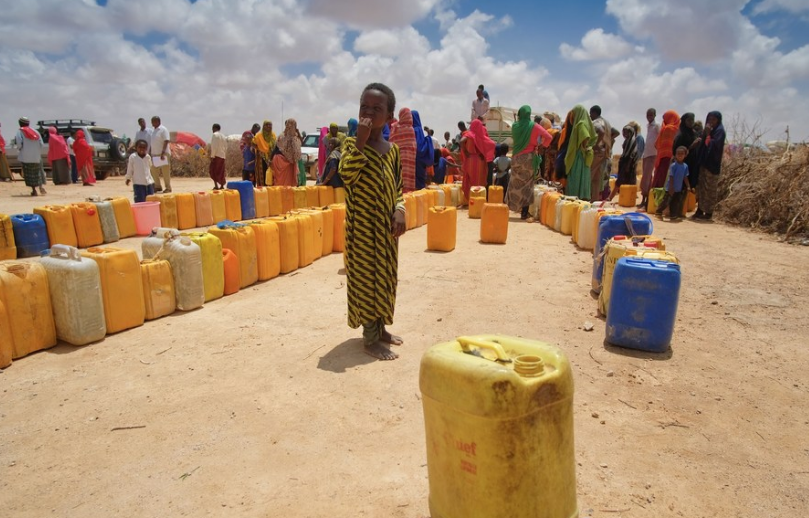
0,183,349,261
531,188,684,353
0,204,349,369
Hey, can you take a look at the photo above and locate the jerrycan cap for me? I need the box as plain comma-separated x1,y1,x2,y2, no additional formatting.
513,355,546,378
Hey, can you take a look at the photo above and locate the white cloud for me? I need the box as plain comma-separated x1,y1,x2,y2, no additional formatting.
730,20,809,88
354,27,431,57
605,0,748,62
559,29,638,61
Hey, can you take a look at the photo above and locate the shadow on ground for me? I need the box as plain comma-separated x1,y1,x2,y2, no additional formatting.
317,338,376,373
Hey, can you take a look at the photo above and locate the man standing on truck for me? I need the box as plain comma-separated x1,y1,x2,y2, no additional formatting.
150,116,172,193
471,88,489,122
15,117,46,196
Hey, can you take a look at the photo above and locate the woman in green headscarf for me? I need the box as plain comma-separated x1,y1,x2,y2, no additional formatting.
508,105,552,219
563,105,597,200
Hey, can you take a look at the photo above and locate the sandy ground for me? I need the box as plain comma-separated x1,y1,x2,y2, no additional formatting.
1,176,808,518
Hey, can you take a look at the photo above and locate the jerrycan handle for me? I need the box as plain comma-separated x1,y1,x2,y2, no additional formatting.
457,336,512,363
50,244,81,261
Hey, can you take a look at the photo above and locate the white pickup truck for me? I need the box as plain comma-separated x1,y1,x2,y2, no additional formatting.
4,119,129,180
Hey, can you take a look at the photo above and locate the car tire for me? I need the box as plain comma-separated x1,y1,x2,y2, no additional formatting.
94,168,109,181
110,138,127,161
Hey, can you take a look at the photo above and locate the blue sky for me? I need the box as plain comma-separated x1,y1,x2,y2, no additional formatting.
1,0,808,147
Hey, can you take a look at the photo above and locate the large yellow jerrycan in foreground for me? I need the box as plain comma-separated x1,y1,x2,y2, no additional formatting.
420,335,578,518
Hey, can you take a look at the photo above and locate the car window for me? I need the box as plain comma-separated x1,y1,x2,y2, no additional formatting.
302,135,319,147
89,130,112,144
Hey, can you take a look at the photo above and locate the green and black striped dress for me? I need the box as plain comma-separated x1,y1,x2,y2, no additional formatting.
339,137,404,329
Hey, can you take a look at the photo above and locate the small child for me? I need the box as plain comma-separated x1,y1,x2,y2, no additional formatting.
319,137,343,188
656,145,691,221
432,148,460,185
492,143,511,198
125,139,155,203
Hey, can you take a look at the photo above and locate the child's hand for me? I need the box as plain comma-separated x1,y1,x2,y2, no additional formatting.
391,210,406,238
125,179,131,186
356,118,373,150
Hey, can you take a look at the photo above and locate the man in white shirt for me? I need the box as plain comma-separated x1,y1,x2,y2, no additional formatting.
209,123,227,190
470,89,489,122
133,118,152,154
639,108,660,208
125,139,155,202
149,115,172,192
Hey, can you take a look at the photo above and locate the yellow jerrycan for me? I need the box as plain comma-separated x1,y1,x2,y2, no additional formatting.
420,335,578,518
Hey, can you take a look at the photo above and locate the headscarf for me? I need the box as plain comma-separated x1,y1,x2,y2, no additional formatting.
701,111,726,174
253,120,276,156
467,119,496,162
540,117,552,130
240,131,253,151
347,118,358,137
47,126,70,162
621,124,637,159
389,108,416,146
673,113,697,153
655,110,680,165
411,110,434,167
563,104,597,172
73,130,94,169
278,119,301,163
511,105,536,155
557,110,574,150
0,122,5,150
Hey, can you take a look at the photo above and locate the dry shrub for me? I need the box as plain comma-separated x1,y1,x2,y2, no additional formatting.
715,146,809,241
169,139,244,180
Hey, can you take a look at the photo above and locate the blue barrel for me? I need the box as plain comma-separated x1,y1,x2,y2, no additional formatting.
592,212,652,292
226,181,256,220
606,258,681,352
11,214,50,258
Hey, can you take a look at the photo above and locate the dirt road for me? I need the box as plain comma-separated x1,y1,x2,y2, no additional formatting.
1,177,808,517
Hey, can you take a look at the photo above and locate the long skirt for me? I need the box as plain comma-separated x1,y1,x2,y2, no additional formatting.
506,153,534,212
461,153,486,201
566,150,591,201
51,158,70,185
209,157,226,185
23,162,42,187
652,156,672,189
79,162,97,184
590,150,608,202
272,154,297,187
697,167,719,215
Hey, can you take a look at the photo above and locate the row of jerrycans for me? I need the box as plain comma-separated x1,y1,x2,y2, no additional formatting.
29,198,138,251
147,186,345,230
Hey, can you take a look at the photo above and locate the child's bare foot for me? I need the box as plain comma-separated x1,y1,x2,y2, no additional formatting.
381,329,403,346
364,341,399,360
